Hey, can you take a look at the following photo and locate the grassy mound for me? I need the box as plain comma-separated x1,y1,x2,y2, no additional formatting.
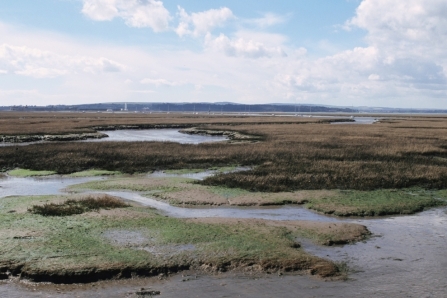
28,195,129,216
8,169,57,177
0,194,360,283
306,189,446,216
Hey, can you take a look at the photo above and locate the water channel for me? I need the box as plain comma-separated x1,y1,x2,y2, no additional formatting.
83,129,228,144
0,128,228,147
1,173,446,297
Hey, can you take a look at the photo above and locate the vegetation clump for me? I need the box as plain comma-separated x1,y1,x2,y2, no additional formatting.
306,189,446,217
28,195,129,216
8,169,57,177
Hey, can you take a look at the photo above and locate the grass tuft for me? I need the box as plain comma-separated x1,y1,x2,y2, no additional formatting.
28,195,129,216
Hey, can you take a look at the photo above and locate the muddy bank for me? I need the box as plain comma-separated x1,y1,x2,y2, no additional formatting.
179,127,262,143
1,132,107,144
90,124,193,131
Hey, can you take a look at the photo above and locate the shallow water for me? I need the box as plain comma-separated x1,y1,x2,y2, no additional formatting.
83,129,227,144
0,129,228,147
331,116,378,125
102,191,339,222
148,166,252,180
0,176,102,198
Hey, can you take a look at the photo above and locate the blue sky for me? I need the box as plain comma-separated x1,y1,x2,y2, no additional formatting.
0,0,446,108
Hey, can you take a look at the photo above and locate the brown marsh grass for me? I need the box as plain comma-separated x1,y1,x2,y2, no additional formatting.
2,112,447,191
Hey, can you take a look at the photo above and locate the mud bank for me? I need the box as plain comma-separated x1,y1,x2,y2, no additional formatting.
179,127,262,143
1,132,107,144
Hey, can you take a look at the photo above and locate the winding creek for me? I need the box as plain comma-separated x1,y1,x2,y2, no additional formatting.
1,171,446,297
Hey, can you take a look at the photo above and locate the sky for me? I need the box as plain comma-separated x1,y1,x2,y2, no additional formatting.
0,0,446,108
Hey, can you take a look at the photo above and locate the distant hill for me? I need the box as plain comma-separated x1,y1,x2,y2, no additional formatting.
1,102,446,114
1,102,355,113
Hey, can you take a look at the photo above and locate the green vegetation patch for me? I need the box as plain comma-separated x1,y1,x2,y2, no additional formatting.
8,169,57,177
306,189,447,217
68,170,121,177
207,185,251,199
69,176,193,193
0,195,338,283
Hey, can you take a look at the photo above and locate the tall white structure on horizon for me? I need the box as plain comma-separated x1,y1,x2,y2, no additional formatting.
124,103,128,111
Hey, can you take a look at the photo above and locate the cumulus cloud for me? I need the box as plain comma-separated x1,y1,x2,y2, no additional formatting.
271,0,447,102
341,0,447,91
0,44,125,78
347,0,447,57
82,0,171,32
205,33,287,59
176,6,234,37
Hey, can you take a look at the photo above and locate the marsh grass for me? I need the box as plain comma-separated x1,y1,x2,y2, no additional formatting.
28,195,130,216
306,189,446,216
2,113,447,191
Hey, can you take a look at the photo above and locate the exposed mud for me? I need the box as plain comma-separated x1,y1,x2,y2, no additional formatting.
101,230,197,259
0,132,106,145
179,127,262,143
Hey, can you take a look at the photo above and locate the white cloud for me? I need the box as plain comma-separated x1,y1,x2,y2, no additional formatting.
339,0,447,95
176,6,234,37
81,0,118,21
246,13,288,28
347,0,447,58
140,78,181,86
82,0,171,32
205,33,287,59
0,44,125,78
368,74,380,81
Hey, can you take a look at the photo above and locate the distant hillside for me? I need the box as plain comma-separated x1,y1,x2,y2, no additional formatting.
2,102,354,113
1,102,446,114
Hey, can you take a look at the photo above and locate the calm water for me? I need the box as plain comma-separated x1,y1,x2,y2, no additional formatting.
0,129,228,147
331,116,378,125
0,176,102,198
83,129,227,144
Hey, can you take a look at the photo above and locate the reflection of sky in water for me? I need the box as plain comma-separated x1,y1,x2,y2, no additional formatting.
0,176,102,198
148,167,252,180
98,191,340,222
0,129,228,147
331,117,378,125
83,129,227,144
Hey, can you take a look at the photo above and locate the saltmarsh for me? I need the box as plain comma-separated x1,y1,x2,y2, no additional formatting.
69,176,447,215
0,194,365,283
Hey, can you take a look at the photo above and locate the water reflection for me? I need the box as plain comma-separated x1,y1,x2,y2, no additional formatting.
101,191,339,222
83,129,227,144
148,167,252,180
331,117,378,125
0,176,103,198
